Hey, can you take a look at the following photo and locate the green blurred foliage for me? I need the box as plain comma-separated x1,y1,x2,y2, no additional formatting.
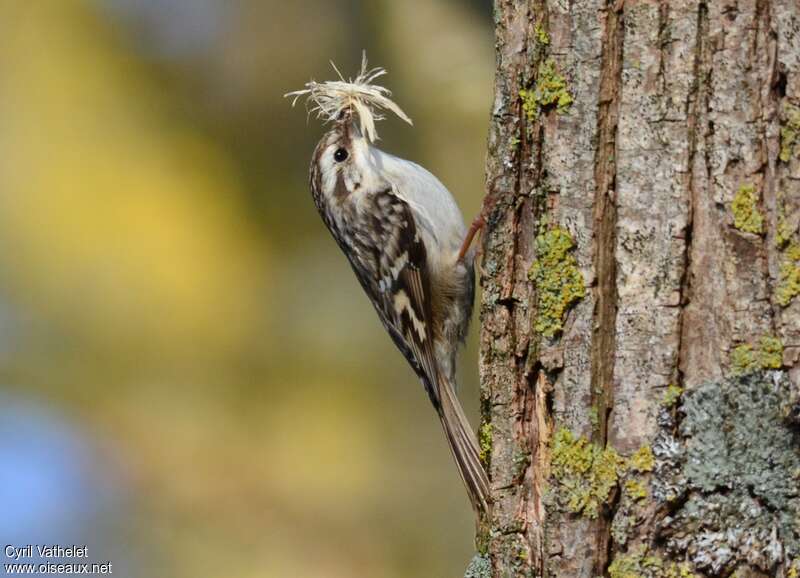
0,1,493,576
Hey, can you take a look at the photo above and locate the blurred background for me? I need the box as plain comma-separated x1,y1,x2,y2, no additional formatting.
0,1,493,576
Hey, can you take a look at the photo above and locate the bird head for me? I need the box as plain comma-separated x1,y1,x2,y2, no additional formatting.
286,53,413,203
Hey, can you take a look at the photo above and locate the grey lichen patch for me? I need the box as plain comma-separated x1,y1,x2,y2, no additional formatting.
780,104,800,163
652,372,800,576
520,59,573,123
731,183,764,235
529,226,586,338
611,511,637,548
463,554,491,578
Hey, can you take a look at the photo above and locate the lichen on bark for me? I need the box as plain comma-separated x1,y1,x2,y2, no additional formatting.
520,59,573,122
779,104,800,163
479,0,800,576
549,427,625,519
608,546,699,578
528,226,586,338
549,428,654,524
731,183,764,235
730,336,784,375
653,372,800,576
478,423,493,466
777,243,800,307
464,554,492,578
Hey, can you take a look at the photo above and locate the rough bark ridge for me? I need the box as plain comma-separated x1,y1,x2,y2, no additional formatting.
478,1,800,577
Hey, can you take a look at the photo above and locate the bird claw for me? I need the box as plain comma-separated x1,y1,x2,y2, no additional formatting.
457,195,497,265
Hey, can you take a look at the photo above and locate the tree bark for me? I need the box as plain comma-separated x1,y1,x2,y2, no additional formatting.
477,1,800,577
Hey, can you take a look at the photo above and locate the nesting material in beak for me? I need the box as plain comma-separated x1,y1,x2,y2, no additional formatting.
285,51,413,142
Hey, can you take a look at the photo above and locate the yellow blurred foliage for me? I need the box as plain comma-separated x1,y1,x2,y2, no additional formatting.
0,1,264,358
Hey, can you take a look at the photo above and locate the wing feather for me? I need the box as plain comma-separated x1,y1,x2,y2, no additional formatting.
343,187,441,407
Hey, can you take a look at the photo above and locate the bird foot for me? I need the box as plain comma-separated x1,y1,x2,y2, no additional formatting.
457,195,497,264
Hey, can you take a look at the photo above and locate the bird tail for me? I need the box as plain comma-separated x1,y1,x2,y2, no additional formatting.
437,375,491,515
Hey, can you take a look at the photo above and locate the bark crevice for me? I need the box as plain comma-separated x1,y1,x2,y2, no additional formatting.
589,0,623,447
589,2,624,571
676,0,708,386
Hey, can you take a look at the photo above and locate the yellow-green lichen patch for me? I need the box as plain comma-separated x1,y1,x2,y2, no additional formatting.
788,561,798,578
730,335,784,376
624,479,648,501
759,336,784,368
529,226,586,338
520,89,537,122
777,243,800,307
661,384,683,407
534,23,550,45
731,344,757,375
608,546,699,578
550,428,659,535
520,59,573,123
630,445,655,473
731,183,764,234
776,210,794,249
550,427,625,518
478,422,492,465
780,104,800,163
611,445,655,544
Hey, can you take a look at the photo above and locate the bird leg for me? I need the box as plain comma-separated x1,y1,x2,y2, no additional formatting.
457,195,497,264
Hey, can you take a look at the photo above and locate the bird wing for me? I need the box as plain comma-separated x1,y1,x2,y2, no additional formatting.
343,187,442,408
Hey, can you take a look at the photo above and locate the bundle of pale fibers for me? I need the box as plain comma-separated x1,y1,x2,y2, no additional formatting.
285,52,412,142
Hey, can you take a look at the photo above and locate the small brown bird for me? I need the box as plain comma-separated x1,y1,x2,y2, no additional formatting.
287,55,489,514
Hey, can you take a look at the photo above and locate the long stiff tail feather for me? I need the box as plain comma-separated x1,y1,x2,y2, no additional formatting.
437,376,491,515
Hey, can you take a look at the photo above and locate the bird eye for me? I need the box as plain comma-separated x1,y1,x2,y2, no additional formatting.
333,148,349,162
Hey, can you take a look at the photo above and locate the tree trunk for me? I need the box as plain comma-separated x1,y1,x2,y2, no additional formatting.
476,1,800,577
